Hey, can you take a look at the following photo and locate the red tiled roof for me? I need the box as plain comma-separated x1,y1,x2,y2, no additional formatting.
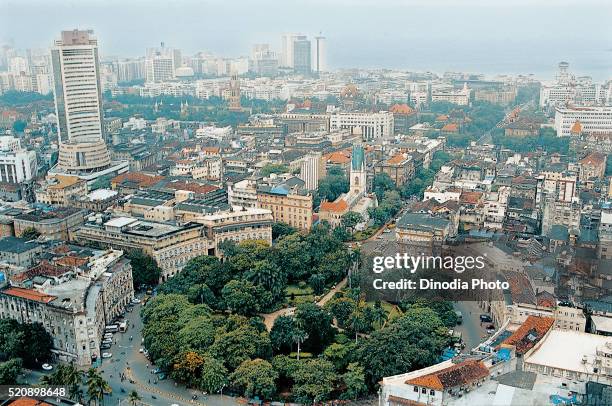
320,199,349,213
500,315,554,355
2,287,56,304
441,123,459,132
324,150,351,164
9,397,52,406
390,104,415,114
164,181,219,194
387,154,408,165
405,360,489,391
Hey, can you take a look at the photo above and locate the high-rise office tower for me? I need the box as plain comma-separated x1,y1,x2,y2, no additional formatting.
312,35,327,73
300,152,322,190
50,29,127,181
280,33,301,68
293,36,311,75
145,43,180,83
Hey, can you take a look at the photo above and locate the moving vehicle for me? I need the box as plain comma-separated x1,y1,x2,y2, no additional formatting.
42,363,53,371
132,298,141,304
105,324,119,333
119,321,127,332
102,352,112,359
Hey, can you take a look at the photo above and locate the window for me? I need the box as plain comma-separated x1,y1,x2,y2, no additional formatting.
413,386,418,392
421,388,426,394
430,390,435,396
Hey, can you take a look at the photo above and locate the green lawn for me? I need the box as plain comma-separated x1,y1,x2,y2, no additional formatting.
285,284,315,306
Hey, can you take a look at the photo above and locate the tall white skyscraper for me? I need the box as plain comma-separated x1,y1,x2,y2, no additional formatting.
145,43,181,82
280,33,301,68
312,36,327,73
300,152,322,191
50,29,127,181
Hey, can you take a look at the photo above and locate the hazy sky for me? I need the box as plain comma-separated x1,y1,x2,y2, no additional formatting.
2,0,611,79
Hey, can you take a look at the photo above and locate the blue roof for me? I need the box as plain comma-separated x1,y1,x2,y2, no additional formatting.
269,185,289,195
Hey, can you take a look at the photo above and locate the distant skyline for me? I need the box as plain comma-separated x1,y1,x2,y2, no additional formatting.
1,0,611,80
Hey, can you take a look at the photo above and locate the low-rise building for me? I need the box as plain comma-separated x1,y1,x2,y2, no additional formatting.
73,216,213,281
196,207,274,252
0,249,133,366
381,359,490,406
13,208,86,241
395,212,456,253
0,237,43,267
374,153,415,187
35,175,88,207
523,330,612,389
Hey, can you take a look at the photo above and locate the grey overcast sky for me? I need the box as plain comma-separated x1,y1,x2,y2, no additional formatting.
1,0,611,79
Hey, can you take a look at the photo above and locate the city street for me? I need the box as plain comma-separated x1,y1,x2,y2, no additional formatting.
453,300,490,351
98,300,240,406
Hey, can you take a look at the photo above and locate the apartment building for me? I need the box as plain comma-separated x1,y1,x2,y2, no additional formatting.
257,181,313,231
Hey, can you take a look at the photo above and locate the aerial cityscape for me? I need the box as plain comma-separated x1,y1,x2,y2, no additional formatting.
0,1,611,405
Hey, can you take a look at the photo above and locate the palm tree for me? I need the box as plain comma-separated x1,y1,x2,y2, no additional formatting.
39,362,83,401
369,301,389,329
86,368,111,406
349,301,369,343
128,390,141,406
63,362,84,401
292,327,308,360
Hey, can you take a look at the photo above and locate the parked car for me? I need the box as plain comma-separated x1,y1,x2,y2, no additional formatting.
152,368,162,374
158,373,166,380
42,363,53,371
102,339,112,345
102,352,112,359
479,314,492,323
101,343,111,350
103,333,113,339
139,348,144,353
132,298,141,304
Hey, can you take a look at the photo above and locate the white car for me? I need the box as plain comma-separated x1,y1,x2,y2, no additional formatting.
139,348,144,353
42,363,53,371
131,298,141,304
102,352,112,359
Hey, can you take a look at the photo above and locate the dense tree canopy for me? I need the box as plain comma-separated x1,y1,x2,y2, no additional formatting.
0,319,53,367
126,249,162,289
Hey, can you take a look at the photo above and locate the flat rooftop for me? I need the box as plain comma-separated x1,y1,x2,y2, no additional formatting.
525,330,611,373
